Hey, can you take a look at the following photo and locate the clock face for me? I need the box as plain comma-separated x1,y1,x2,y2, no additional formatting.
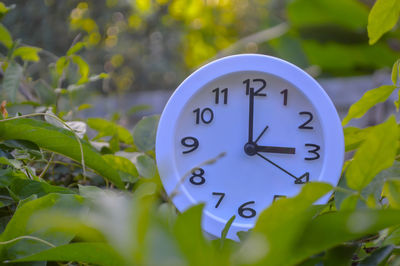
156,55,344,240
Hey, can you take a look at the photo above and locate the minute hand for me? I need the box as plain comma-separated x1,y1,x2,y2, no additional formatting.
256,145,296,154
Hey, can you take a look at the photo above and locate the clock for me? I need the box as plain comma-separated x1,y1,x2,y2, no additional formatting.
155,54,344,240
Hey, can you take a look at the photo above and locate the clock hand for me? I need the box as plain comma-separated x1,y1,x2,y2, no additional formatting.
254,125,269,143
256,145,296,154
248,87,255,143
256,152,308,183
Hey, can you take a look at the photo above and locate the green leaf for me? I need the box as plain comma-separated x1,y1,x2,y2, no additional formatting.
392,59,400,85
87,118,134,145
10,242,124,265
102,154,138,182
344,126,371,152
342,85,397,126
0,194,82,261
72,55,89,84
135,154,156,178
0,118,124,189
0,23,12,48
291,209,400,264
2,62,23,102
9,179,75,200
33,80,56,105
66,41,86,56
288,0,368,30
127,104,152,115
55,56,69,76
13,46,41,62
340,194,359,211
173,204,215,266
0,2,13,18
383,179,400,208
220,215,235,245
244,182,332,265
368,0,400,45
323,244,360,266
133,115,159,152
359,245,395,266
346,116,398,191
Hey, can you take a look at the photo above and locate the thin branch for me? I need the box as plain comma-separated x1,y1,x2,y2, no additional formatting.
0,235,56,248
212,22,289,60
38,152,55,179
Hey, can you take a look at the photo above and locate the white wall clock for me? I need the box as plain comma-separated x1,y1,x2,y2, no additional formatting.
156,54,344,240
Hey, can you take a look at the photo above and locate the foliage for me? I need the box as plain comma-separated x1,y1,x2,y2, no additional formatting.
0,1,400,266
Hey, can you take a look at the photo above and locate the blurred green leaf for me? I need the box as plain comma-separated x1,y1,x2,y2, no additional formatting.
245,182,332,265
135,154,156,178
291,209,400,264
0,2,12,18
87,118,134,145
0,23,12,48
344,126,371,152
127,104,152,115
346,116,397,191
323,243,359,266
368,0,400,45
342,85,397,126
72,55,89,84
55,56,69,76
2,62,23,102
102,154,138,182
288,0,368,30
13,46,41,62
173,204,216,266
0,118,124,189
66,41,85,56
0,194,81,262
383,179,400,208
9,179,75,200
11,242,124,265
132,115,159,152
359,245,395,266
340,194,359,211
302,41,397,75
392,59,400,85
383,226,400,246
33,80,56,105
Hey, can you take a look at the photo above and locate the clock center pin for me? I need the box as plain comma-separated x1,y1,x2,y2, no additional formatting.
244,142,257,156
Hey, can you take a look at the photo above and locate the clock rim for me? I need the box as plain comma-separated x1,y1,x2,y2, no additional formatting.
155,54,344,241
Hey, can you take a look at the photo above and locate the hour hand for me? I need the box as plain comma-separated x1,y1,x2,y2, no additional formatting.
256,145,296,154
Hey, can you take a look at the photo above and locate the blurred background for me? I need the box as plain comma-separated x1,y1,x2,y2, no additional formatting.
2,0,399,125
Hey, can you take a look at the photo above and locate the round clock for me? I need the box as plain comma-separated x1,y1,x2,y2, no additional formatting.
156,54,344,240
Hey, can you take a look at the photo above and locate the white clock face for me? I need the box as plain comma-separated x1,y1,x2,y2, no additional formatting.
156,55,344,240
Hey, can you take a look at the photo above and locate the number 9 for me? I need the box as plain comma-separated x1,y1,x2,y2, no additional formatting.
181,136,199,154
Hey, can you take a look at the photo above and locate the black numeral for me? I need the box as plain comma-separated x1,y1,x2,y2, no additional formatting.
181,137,199,154
238,201,256,218
280,89,288,106
212,88,228,104
295,172,310,184
243,79,267,96
189,168,205,185
298,112,314,129
193,108,214,124
305,144,320,160
212,192,225,208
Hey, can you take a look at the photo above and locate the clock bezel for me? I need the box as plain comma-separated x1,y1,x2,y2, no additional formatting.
155,54,344,240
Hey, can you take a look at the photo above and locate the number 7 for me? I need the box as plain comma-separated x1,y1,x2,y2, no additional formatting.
212,192,225,208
